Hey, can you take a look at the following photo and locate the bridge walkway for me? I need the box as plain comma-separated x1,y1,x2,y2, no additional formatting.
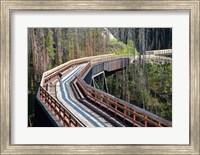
55,64,114,127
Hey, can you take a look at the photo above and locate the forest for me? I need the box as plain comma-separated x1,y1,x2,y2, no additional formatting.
106,60,172,121
28,28,172,125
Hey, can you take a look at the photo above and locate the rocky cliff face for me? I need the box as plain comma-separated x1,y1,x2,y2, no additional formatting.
108,28,172,54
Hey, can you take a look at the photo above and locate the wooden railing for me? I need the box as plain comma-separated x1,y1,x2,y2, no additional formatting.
39,86,85,127
75,59,172,127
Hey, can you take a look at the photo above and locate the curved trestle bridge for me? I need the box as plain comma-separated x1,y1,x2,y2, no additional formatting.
36,50,172,127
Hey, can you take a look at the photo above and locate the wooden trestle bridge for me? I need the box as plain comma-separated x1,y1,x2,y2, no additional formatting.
36,50,172,127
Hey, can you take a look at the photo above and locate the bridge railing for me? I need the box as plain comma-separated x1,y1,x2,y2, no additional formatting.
145,49,172,55
41,54,115,86
39,86,85,127
76,58,172,127
37,54,115,127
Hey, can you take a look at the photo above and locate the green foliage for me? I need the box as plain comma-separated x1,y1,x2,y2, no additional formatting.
68,33,74,59
107,39,139,56
146,62,172,95
60,31,68,51
109,38,124,45
45,29,55,60
47,63,52,70
58,58,63,65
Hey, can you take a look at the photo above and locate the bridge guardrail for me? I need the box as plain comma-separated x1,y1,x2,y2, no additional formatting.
39,86,85,127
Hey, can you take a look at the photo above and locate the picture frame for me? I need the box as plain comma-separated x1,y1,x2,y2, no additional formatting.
0,0,199,154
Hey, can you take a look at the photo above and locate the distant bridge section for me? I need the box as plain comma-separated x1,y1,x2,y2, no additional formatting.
83,57,129,85
145,49,172,57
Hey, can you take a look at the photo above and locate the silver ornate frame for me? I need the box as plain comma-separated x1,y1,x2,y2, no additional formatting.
0,1,199,154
